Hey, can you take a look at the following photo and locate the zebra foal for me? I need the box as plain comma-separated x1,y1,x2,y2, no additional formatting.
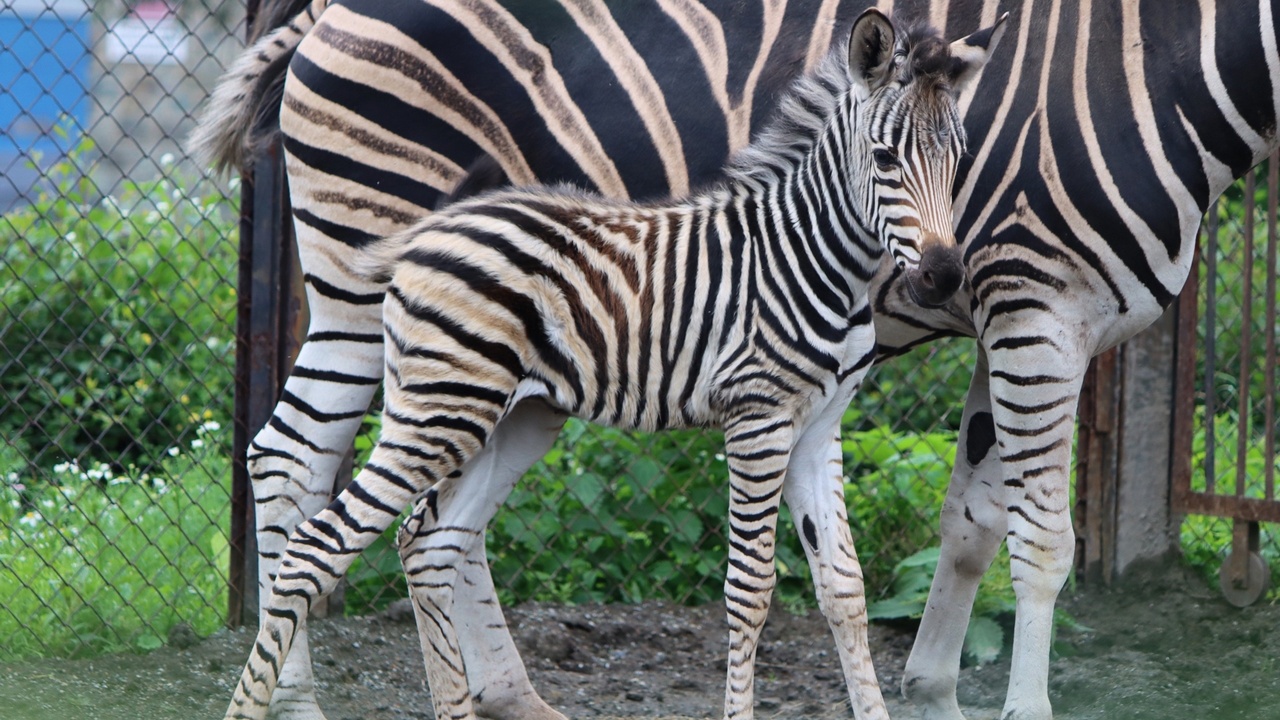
224,9,1004,720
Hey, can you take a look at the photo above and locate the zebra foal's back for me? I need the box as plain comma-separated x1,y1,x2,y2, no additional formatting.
222,10,1007,720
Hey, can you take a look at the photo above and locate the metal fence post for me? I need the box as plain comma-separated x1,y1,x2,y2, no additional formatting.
231,137,303,627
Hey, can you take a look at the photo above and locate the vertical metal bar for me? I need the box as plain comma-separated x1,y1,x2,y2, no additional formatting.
1171,231,1201,508
228,0,262,631
231,140,298,626
1266,155,1277,504
1099,349,1119,584
230,166,255,629
1205,200,1219,494
1077,358,1100,578
1237,170,1255,499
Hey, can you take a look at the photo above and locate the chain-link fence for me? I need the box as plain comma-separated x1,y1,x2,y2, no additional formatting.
1,0,244,658
5,0,1272,666
0,0,980,662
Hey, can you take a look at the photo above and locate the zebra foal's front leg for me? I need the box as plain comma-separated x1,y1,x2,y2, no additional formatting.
398,400,569,720
782,425,888,720
719,410,794,720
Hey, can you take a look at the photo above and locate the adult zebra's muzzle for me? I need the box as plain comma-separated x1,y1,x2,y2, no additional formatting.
904,240,964,308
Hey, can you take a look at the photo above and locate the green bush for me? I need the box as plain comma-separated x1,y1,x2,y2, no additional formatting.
343,410,960,613
0,141,239,470
0,425,231,660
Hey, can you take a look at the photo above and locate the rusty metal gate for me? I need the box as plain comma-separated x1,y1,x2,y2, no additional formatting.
1172,155,1280,607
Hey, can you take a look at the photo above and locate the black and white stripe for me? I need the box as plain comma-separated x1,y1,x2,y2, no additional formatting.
219,12,1003,720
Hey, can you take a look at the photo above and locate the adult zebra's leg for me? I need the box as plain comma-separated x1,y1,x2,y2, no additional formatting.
720,412,794,720
902,350,1008,720
984,320,1087,720
398,399,569,720
782,422,888,720
246,260,386,720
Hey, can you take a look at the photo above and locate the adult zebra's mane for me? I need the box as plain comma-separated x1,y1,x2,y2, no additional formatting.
726,20,960,186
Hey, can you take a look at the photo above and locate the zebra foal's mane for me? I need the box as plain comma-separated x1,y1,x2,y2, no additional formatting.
728,19,962,185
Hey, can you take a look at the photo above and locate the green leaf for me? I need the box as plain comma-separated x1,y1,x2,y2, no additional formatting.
135,634,163,652
569,472,607,507
867,595,926,621
963,615,1004,666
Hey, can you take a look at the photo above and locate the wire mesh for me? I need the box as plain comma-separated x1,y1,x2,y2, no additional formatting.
1178,159,1280,598
1,0,244,659
12,0,1264,669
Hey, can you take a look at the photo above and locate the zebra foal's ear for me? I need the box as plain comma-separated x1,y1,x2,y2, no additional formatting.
947,11,1010,95
848,8,897,93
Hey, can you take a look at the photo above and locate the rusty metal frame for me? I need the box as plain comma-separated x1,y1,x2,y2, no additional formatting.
1172,157,1280,525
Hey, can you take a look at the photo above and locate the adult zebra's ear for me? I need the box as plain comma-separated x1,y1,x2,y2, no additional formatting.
947,12,1010,95
848,9,897,94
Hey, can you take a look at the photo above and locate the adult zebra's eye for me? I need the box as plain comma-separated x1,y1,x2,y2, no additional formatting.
873,148,899,170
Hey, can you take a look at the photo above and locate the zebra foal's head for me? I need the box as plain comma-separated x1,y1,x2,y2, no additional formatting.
846,9,1007,307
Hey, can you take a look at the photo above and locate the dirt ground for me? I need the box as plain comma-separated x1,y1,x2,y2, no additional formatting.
2,560,1278,720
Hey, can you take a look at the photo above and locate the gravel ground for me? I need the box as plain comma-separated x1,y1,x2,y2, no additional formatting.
2,559,1277,720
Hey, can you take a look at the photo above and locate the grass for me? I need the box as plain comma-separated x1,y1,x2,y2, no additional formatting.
0,423,231,660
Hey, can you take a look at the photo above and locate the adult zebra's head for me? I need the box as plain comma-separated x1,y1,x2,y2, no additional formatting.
847,9,1007,308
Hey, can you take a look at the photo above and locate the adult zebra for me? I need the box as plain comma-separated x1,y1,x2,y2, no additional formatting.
217,11,1004,720
192,1,1280,720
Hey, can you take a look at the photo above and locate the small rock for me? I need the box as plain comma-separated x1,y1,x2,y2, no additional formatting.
167,622,198,650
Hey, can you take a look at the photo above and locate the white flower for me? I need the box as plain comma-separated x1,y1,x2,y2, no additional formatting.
160,152,175,166
201,420,221,433
18,511,41,528
167,447,180,457
190,439,204,449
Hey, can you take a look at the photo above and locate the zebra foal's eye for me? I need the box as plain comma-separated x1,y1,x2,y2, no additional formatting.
873,148,899,170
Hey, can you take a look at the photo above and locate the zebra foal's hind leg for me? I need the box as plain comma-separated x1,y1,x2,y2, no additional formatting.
227,327,517,720
398,399,569,720
226,442,452,719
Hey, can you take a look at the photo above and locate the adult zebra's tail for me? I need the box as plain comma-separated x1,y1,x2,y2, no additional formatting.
188,0,328,174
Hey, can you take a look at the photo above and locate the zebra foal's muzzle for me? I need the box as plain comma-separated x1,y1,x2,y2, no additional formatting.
904,237,964,308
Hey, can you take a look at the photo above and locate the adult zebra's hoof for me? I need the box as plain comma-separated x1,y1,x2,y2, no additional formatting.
999,698,1053,720
903,674,967,720
266,697,328,720
475,686,568,720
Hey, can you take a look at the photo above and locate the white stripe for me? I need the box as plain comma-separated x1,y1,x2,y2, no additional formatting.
1197,0,1268,156
562,0,690,195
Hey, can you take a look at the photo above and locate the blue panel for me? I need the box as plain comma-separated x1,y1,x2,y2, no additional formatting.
0,13,92,158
